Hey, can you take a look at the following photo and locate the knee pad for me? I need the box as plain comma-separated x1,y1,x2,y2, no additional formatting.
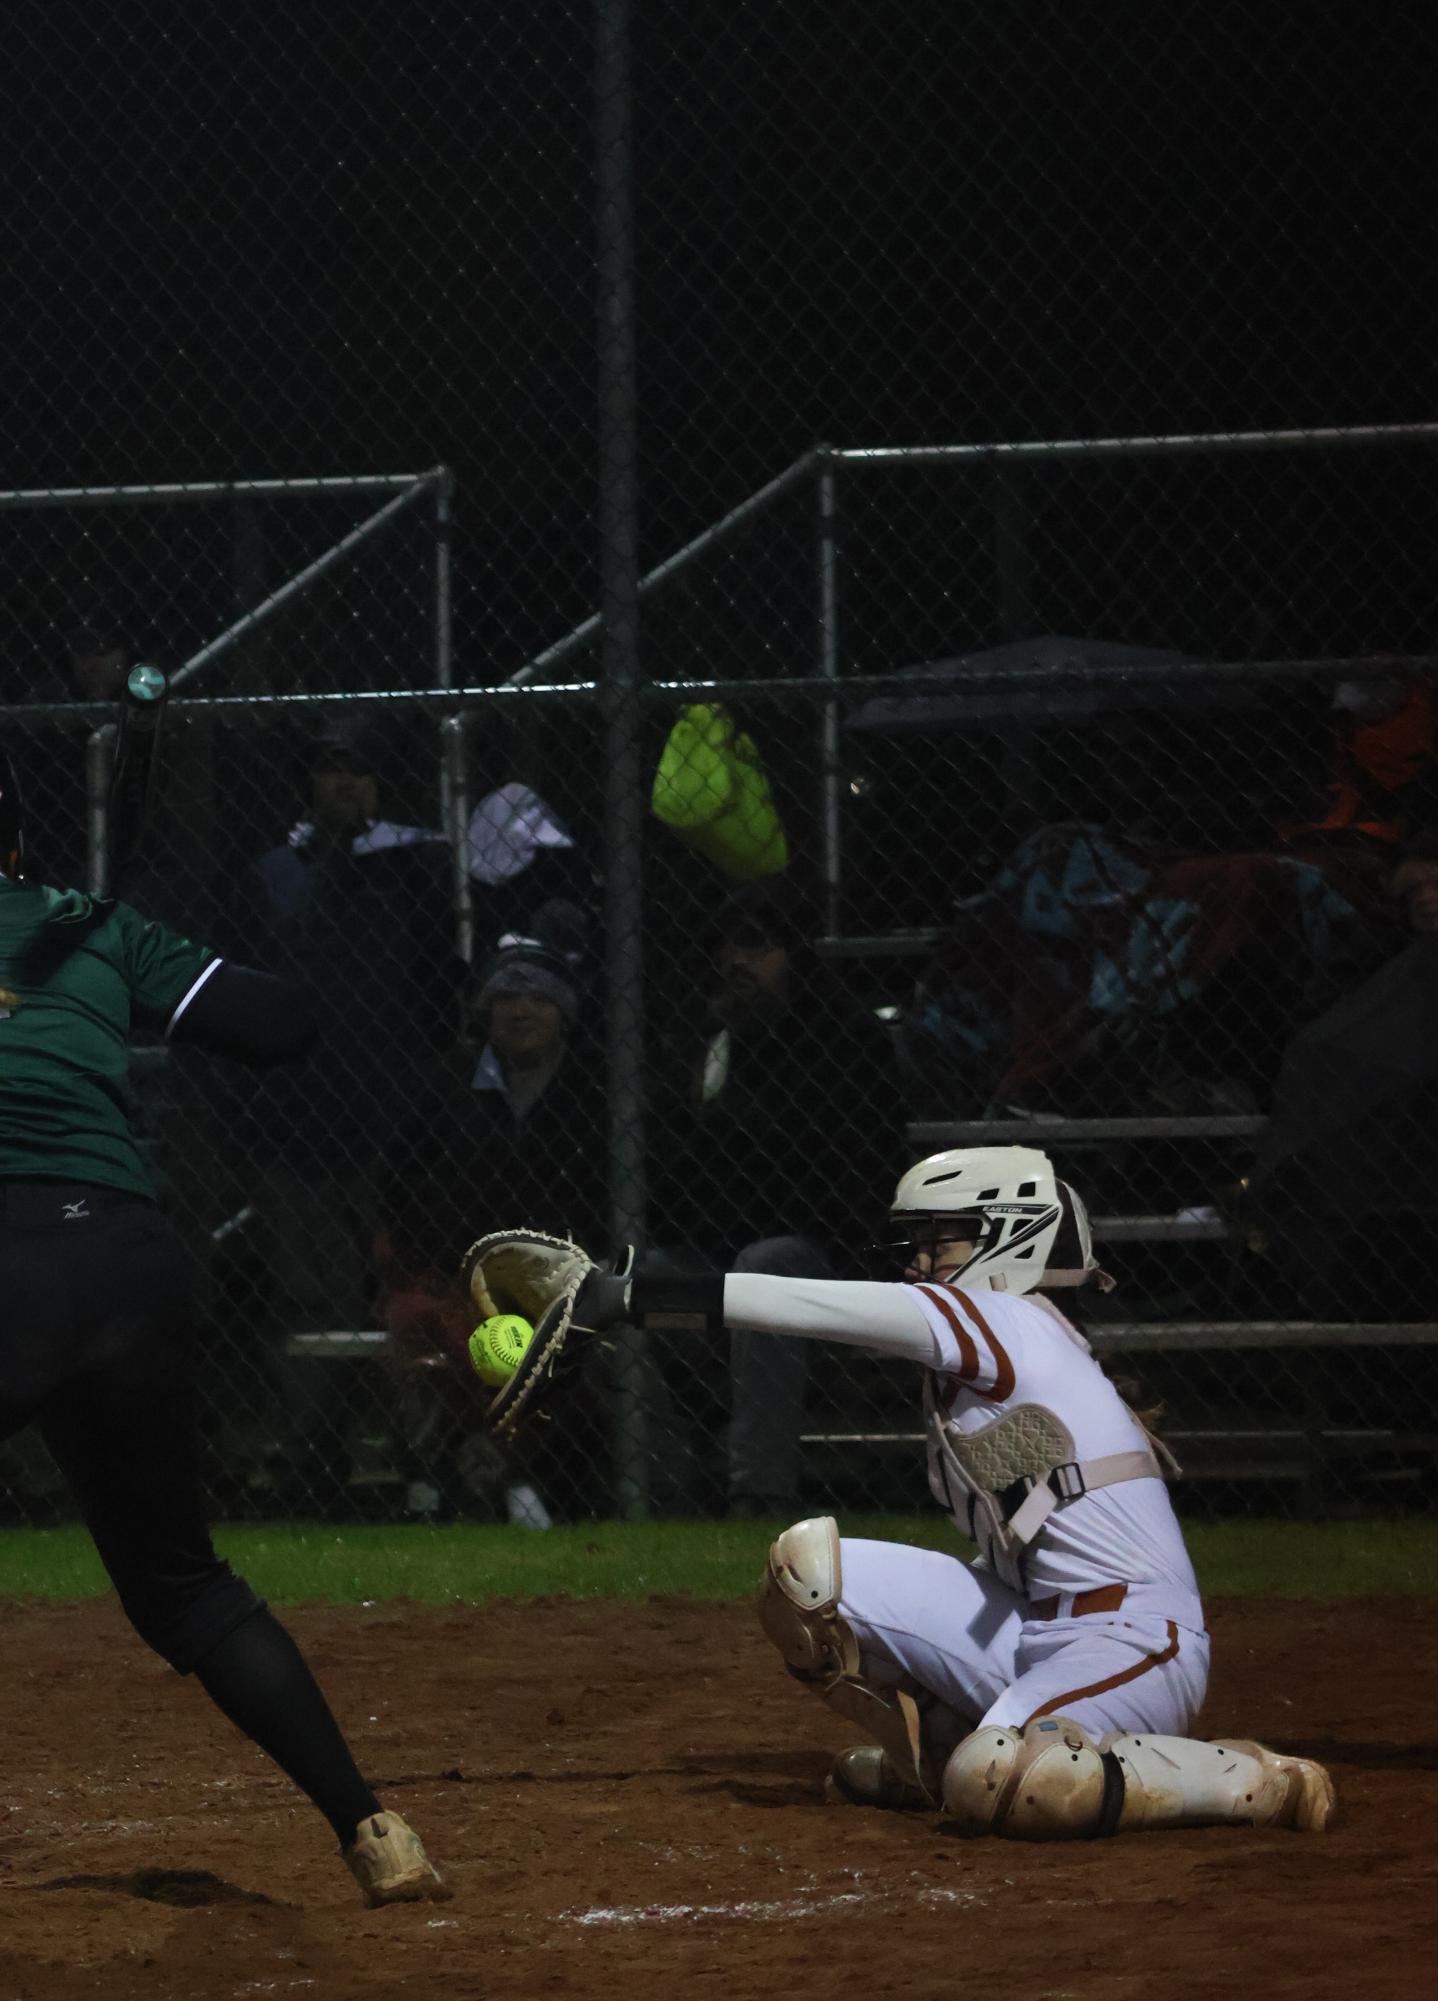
942,1716,1122,1840
757,1516,860,1683
759,1517,966,1804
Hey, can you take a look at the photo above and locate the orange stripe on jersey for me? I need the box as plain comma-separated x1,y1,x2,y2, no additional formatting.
914,1283,981,1382
948,1289,1017,1403
1021,1620,1181,1726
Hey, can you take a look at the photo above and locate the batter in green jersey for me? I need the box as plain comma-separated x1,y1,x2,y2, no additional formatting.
0,743,448,1908
0,879,220,1196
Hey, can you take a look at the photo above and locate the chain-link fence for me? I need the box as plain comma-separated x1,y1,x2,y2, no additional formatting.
10,611,1438,1523
6,3,1438,1529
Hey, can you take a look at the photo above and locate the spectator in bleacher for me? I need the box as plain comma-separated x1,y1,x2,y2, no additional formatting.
235,724,464,1513
465,773,595,943
1284,675,1438,852
64,621,133,702
376,926,607,1521
906,819,1398,1133
5,614,132,708
1246,826,1438,1321
1394,841,1438,933
3,616,136,889
648,879,905,1517
902,681,1438,1134
459,707,597,943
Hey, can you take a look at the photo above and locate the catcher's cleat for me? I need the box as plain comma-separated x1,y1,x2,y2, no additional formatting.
345,1810,452,1908
825,1745,931,1812
1221,1742,1337,1832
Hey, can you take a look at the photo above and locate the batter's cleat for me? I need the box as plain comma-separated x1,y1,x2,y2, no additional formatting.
345,1811,453,1907
1225,1742,1337,1832
825,1745,931,1812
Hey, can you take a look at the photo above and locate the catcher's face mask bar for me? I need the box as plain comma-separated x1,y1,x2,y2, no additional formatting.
872,1212,987,1279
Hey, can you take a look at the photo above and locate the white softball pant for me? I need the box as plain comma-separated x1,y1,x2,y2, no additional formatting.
838,1537,1210,1740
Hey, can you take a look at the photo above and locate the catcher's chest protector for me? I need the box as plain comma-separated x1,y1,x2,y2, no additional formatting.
924,1392,1166,1592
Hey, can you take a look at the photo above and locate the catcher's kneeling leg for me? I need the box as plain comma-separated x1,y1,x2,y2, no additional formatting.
757,1517,969,1809
941,1717,1335,1839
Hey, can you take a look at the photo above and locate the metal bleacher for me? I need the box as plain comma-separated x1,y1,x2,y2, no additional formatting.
273,1105,1438,1506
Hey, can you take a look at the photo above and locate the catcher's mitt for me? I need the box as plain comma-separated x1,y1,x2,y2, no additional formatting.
460,1230,632,1438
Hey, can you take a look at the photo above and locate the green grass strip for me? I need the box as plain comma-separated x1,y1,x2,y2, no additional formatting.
2,1515,1436,1606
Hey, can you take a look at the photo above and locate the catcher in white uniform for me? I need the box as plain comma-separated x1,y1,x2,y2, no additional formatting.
464,1145,1334,1840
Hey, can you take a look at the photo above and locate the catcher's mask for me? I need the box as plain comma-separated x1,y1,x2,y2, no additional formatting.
0,747,26,880
878,1145,1114,1295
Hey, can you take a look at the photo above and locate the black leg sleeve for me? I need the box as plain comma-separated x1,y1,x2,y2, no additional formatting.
25,1199,378,1845
193,1607,381,1845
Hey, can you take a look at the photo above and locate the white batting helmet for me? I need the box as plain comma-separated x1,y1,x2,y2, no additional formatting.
888,1145,1110,1295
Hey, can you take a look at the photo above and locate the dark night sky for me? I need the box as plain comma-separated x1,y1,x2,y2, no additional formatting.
5,0,1437,681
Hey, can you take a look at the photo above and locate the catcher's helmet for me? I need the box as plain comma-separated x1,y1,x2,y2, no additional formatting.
0,746,25,880
887,1145,1110,1295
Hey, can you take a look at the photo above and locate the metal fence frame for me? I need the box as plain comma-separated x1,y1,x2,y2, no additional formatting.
507,419,1438,936
8,651,1432,1516
0,465,455,693
1,466,457,902
9,427,1438,1515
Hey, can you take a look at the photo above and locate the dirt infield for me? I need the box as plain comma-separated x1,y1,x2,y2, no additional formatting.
1,1589,1434,2001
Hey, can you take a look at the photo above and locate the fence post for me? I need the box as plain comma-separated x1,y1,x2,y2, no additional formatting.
434,468,455,692
596,0,650,1519
440,714,474,966
85,724,116,897
433,474,474,965
816,457,843,936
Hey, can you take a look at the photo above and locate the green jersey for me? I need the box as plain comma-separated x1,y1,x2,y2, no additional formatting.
0,879,219,1198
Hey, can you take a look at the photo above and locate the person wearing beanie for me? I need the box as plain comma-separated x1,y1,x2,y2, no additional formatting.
472,937,581,1121
374,931,608,1522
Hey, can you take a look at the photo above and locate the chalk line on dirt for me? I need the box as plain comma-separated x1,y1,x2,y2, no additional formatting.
559,1883,984,1927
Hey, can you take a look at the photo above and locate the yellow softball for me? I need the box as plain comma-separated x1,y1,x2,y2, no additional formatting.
468,1313,536,1387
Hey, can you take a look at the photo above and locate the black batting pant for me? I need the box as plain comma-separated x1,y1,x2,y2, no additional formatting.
0,1179,260,1668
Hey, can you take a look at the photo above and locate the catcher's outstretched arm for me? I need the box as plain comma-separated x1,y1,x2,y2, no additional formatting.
466,1237,945,1440
626,1267,940,1367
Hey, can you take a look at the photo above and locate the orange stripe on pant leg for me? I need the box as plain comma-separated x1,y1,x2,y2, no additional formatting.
1021,1620,1181,1726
